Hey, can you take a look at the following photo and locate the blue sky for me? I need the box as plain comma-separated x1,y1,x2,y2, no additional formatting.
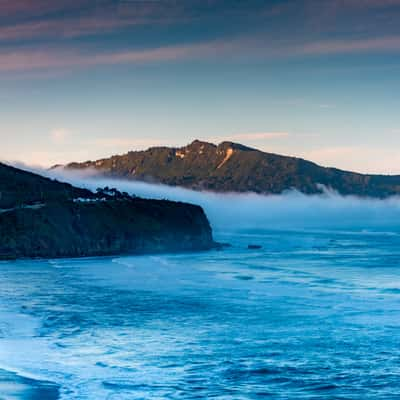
1,0,400,173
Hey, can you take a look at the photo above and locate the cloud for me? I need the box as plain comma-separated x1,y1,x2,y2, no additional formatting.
0,38,236,72
0,0,267,42
335,0,400,8
2,0,400,71
0,1,182,41
298,36,400,56
300,146,400,174
3,136,173,167
0,17,129,41
44,167,400,232
1,31,400,74
0,0,75,16
50,128,69,144
1,21,400,74
2,149,91,168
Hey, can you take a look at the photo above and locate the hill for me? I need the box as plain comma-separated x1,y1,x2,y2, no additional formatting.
63,140,400,198
0,162,94,209
0,162,215,259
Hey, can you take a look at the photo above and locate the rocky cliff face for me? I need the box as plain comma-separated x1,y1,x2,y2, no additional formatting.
64,140,400,198
0,163,216,260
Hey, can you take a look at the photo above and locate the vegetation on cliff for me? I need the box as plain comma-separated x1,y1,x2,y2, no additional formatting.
0,162,215,259
64,140,400,198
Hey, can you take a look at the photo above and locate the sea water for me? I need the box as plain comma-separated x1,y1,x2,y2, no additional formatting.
1,228,400,399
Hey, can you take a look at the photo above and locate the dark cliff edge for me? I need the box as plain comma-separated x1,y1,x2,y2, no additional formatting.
0,163,216,260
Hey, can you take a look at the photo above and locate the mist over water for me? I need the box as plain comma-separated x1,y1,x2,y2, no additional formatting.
46,168,400,232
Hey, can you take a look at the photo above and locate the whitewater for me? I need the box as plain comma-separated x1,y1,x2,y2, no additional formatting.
2,173,400,399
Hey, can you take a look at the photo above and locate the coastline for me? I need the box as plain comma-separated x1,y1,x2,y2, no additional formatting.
0,368,59,400
0,241,223,261
0,199,216,260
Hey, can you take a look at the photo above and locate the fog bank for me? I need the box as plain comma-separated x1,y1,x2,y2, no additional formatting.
37,168,400,233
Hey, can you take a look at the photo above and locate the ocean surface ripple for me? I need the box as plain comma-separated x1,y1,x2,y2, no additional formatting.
1,229,400,399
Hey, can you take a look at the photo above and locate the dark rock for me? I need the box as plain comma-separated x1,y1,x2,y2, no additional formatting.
248,244,262,250
213,242,232,251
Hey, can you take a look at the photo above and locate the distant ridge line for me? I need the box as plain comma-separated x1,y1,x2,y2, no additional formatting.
60,139,400,198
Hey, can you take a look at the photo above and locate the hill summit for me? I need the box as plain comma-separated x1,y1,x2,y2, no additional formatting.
63,140,400,198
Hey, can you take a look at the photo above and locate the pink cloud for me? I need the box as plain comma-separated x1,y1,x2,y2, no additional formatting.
0,0,92,17
301,145,400,174
336,0,400,8
0,16,145,41
0,31,400,74
0,37,249,72
0,1,181,41
298,36,400,55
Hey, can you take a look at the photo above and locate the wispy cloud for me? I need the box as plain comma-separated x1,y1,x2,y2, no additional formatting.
50,128,70,144
1,31,400,74
298,36,400,55
0,16,138,41
0,0,73,16
0,0,100,23
1,0,262,42
0,37,246,72
1,0,400,75
0,1,180,41
336,0,400,8
300,145,400,174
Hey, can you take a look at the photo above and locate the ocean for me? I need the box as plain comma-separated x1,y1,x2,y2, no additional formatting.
1,227,400,399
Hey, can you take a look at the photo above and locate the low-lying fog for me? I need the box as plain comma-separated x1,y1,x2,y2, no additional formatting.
38,167,400,233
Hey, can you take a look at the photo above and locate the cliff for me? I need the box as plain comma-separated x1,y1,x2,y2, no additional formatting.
0,163,215,259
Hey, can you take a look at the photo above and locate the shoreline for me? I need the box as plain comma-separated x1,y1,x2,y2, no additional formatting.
0,368,59,400
0,241,223,262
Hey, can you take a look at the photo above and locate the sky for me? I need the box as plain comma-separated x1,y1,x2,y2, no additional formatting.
1,0,400,173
